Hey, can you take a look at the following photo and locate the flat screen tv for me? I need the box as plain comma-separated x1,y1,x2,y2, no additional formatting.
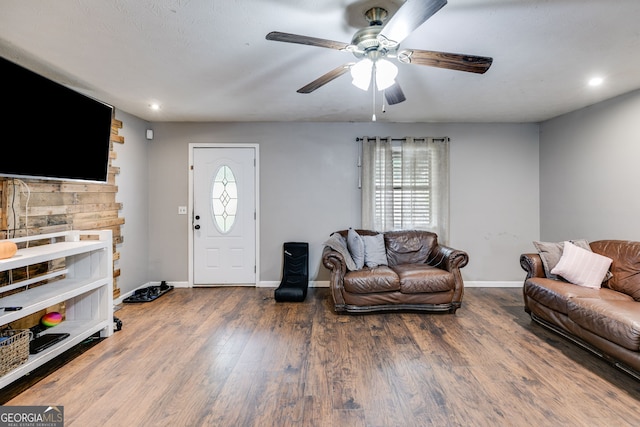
0,56,114,183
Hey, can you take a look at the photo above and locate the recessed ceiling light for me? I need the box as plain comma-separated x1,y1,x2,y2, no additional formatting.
588,77,604,87
149,103,161,111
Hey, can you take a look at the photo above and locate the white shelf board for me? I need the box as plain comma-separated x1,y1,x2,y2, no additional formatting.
0,240,106,270
0,278,109,325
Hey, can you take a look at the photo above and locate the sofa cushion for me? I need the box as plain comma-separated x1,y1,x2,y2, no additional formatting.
533,239,591,280
567,297,640,351
550,241,612,288
524,278,629,314
343,266,400,294
384,230,437,266
347,228,365,270
362,233,388,268
391,264,454,294
590,240,640,301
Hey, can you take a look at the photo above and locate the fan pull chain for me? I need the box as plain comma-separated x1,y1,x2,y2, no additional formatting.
382,90,387,113
372,87,377,121
371,66,377,121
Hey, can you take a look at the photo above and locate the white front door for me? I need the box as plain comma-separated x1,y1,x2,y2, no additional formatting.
192,146,257,285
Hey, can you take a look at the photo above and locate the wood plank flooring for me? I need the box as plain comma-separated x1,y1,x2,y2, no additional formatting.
1,287,640,426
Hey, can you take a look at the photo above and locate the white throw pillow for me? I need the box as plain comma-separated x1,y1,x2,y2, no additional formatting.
550,241,613,288
532,239,591,279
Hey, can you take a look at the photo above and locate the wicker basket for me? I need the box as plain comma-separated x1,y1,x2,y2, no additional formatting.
0,329,31,377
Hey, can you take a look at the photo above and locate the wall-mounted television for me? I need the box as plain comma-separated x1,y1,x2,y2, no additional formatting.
0,56,114,183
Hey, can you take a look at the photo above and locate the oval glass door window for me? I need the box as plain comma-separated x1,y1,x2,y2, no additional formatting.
211,165,238,233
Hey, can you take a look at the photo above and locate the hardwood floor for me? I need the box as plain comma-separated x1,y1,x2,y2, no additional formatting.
1,287,639,426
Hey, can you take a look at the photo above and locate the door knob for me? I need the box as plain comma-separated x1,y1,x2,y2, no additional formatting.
194,225,200,230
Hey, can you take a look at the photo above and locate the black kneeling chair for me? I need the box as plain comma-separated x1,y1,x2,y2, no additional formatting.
274,242,309,302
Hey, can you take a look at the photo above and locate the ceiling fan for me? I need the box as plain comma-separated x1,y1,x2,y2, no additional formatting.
266,0,492,106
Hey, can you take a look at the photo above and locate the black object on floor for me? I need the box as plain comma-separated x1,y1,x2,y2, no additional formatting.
29,333,70,354
123,281,174,303
275,242,309,302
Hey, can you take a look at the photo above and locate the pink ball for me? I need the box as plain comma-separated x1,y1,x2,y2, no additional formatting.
41,312,63,327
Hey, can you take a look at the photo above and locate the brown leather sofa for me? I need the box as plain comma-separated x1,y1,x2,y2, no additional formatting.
520,240,640,380
322,229,469,313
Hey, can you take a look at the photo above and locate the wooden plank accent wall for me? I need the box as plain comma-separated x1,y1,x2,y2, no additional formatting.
0,114,125,308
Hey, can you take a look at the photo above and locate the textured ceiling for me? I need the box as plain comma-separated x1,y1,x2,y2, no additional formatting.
1,0,639,123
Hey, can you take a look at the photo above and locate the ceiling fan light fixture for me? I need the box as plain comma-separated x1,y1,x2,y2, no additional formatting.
375,59,398,91
266,0,493,110
350,58,373,90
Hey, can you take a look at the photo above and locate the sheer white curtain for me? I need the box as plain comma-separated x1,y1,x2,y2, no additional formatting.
361,136,450,244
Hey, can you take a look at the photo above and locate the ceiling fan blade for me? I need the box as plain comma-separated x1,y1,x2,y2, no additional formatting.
266,31,350,51
399,49,493,74
378,0,447,47
297,63,354,94
385,83,406,105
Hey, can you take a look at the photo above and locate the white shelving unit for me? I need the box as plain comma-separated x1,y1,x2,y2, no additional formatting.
0,230,113,388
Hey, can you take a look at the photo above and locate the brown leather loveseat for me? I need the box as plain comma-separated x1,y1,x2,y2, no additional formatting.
322,229,469,313
520,240,640,380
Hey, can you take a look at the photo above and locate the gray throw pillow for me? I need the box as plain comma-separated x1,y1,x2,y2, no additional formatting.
533,239,611,281
347,228,365,270
323,233,357,271
362,233,388,268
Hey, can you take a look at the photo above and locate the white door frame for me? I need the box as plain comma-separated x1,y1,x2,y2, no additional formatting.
188,143,260,287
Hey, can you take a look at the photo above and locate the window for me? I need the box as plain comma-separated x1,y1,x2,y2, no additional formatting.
361,136,449,243
211,165,238,233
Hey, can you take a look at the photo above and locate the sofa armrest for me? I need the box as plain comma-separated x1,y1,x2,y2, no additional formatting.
427,244,469,272
322,246,347,307
520,253,545,314
427,244,468,306
520,253,545,279
322,246,347,272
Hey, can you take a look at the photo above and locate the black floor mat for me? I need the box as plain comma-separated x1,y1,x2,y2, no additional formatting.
123,283,174,303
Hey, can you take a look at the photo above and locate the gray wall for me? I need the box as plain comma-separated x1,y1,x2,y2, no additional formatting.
107,88,640,291
112,110,151,296
539,89,640,242
143,121,540,284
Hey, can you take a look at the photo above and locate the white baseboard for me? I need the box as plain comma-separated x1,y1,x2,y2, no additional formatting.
464,281,522,288
258,281,329,288
169,281,191,288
